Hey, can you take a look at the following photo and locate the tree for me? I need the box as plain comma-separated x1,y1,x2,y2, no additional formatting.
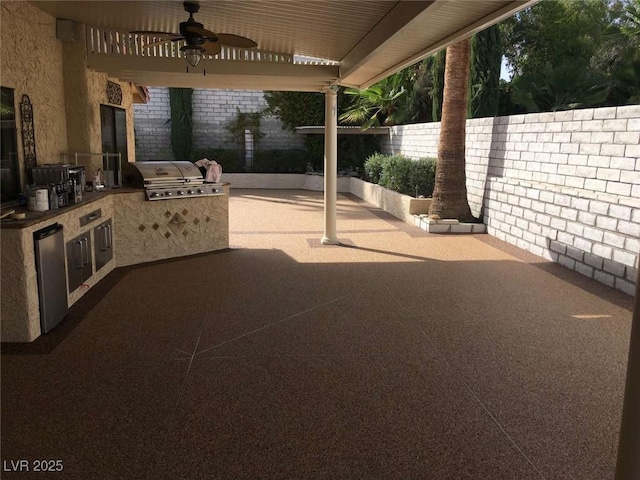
226,108,264,166
263,91,325,131
405,58,435,123
263,90,351,131
511,59,610,111
599,0,640,104
501,0,610,78
431,49,446,121
168,88,193,160
468,25,502,118
339,73,408,128
501,0,639,110
428,38,474,221
620,0,640,38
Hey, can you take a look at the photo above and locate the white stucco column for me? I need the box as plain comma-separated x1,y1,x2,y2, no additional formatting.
615,270,640,479
321,86,339,245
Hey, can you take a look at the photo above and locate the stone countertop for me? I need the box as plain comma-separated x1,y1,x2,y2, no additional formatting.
0,188,143,229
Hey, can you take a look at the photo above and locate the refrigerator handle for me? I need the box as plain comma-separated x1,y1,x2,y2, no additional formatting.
80,236,90,266
75,240,84,269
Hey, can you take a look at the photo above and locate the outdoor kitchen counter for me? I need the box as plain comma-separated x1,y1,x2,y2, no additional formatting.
0,189,139,229
1,185,229,342
111,185,229,267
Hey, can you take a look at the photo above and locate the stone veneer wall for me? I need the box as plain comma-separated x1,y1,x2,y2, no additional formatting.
381,105,640,295
0,195,116,342
112,189,229,267
134,87,304,161
1,1,68,179
1,2,137,186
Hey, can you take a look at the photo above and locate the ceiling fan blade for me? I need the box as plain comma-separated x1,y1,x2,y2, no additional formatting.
202,41,222,56
184,25,218,39
214,33,257,49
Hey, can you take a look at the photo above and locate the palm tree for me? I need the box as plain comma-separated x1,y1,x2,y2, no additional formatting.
428,38,475,221
339,73,408,128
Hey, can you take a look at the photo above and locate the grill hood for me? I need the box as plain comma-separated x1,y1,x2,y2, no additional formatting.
123,161,203,186
122,161,223,201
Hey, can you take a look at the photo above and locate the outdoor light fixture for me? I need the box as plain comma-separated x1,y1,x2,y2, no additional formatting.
181,45,204,67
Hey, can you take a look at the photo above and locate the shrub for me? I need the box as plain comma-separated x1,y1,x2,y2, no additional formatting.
253,149,309,173
411,158,437,197
193,149,243,172
169,88,193,161
363,152,386,183
305,135,381,173
379,155,414,195
364,153,436,197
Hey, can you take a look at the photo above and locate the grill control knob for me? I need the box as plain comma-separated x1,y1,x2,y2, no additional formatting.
151,192,160,198
178,191,185,196
165,191,173,197
197,189,204,194
187,190,193,195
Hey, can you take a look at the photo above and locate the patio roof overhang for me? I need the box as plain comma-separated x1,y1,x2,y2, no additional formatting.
32,0,537,92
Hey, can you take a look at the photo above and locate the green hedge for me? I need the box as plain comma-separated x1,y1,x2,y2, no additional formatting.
304,135,380,172
364,153,436,197
253,149,308,173
193,149,243,172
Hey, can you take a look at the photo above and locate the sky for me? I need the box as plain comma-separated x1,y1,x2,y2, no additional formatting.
500,57,512,81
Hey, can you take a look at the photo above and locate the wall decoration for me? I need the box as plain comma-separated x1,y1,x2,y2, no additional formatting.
106,81,123,105
20,94,37,176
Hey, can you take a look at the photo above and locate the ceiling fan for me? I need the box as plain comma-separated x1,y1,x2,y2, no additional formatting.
132,1,257,68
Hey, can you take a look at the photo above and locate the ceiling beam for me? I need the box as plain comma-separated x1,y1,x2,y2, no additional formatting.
338,1,438,81
88,55,339,90
104,72,333,92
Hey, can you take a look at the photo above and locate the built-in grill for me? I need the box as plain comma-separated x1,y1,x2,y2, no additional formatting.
123,161,224,201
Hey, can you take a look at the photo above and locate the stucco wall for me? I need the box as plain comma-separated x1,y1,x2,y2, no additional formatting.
134,87,304,161
0,2,136,191
1,1,68,183
63,23,135,173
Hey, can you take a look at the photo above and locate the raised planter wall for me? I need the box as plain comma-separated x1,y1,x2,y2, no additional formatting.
382,105,640,295
222,173,352,192
349,178,416,224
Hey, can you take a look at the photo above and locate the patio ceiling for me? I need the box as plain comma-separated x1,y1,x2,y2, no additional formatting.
32,0,536,91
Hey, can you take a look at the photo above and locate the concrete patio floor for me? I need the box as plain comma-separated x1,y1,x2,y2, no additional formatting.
1,189,634,480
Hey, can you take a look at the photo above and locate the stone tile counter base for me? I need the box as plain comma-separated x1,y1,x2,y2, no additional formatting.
1,187,229,342
113,191,229,267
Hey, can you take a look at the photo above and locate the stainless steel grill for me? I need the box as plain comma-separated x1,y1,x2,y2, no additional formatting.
123,161,224,200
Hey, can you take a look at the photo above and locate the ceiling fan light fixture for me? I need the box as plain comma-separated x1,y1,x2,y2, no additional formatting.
182,45,204,67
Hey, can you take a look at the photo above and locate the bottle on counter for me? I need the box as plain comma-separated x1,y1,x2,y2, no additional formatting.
94,169,104,190
49,184,58,210
56,183,66,208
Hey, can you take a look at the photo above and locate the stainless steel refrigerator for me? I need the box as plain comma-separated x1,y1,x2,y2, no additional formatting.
34,223,68,333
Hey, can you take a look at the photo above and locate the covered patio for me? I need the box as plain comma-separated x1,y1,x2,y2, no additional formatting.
2,190,633,479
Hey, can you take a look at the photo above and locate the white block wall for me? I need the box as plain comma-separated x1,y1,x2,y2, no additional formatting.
484,178,638,296
133,87,173,160
382,105,640,295
134,87,304,160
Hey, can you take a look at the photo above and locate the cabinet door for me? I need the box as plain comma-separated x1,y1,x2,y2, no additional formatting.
66,236,85,293
81,232,93,282
66,232,93,294
94,219,113,272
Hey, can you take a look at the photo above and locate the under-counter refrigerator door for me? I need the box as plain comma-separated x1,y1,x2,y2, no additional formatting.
34,223,69,334
94,219,113,272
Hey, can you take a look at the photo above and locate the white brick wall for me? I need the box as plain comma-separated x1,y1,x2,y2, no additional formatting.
134,87,304,160
381,105,640,295
484,178,638,295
